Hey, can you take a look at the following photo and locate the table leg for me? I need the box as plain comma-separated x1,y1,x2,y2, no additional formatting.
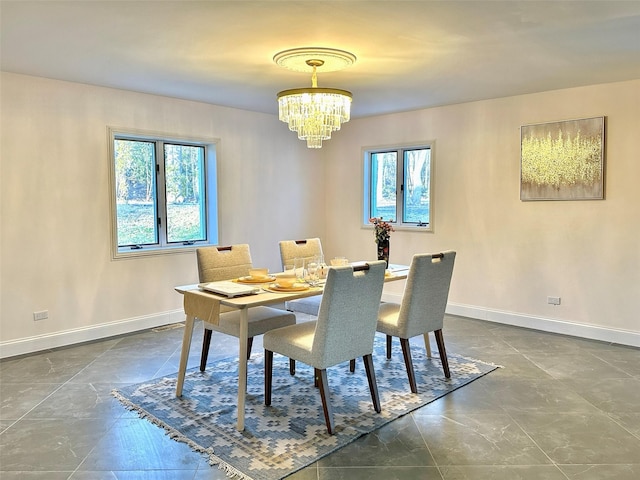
423,332,432,358
236,307,249,431
176,314,195,397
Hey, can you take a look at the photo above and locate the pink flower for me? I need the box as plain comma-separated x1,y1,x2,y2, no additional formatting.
369,217,395,243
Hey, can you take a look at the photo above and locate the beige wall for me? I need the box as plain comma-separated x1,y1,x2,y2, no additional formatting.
1,73,638,356
0,73,324,355
323,79,639,345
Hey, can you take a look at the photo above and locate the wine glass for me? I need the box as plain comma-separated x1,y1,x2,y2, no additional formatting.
293,258,306,283
306,258,319,286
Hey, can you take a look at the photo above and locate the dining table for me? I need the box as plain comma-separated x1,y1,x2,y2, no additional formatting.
174,262,409,431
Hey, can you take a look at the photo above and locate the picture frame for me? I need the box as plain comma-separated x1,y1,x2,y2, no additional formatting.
520,116,605,201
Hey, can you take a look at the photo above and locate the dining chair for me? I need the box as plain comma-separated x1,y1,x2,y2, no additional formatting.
263,260,387,434
196,244,296,372
278,238,324,316
377,251,456,393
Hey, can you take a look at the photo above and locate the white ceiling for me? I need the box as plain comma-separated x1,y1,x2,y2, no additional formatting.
2,1,640,118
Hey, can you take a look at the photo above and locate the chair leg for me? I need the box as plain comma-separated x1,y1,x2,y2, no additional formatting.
264,350,273,406
423,332,432,358
434,329,450,378
316,368,335,434
400,337,418,394
289,359,295,376
200,329,213,372
362,354,381,413
247,337,253,360
386,335,392,359
349,359,356,372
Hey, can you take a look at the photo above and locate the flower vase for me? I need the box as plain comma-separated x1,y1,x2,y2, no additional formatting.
377,239,390,268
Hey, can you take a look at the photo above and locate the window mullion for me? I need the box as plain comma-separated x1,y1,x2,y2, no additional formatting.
156,141,168,246
396,149,403,224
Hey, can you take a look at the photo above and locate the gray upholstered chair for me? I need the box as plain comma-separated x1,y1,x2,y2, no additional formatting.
278,238,324,316
263,260,387,434
377,251,456,393
196,244,296,372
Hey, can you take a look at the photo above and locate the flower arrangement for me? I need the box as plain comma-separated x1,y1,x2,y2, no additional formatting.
369,217,395,244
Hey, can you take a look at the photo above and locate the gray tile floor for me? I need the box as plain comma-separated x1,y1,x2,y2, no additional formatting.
1,314,639,479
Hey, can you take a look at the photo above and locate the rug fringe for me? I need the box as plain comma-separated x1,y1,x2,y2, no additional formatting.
213,458,253,479
111,389,254,480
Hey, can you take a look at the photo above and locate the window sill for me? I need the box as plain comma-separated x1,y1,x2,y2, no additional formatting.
363,224,433,234
112,243,208,260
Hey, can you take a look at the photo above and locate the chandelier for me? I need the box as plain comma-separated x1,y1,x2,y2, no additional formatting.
274,47,356,148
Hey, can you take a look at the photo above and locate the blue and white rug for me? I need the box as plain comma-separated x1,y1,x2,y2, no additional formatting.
113,334,498,480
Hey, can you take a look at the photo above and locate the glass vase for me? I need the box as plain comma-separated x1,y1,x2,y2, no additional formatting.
377,239,390,268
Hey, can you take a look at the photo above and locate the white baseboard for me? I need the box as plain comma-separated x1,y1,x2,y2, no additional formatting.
446,302,640,348
3,299,638,359
0,310,185,359
380,293,639,348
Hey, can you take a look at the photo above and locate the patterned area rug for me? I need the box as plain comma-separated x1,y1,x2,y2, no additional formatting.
113,334,498,480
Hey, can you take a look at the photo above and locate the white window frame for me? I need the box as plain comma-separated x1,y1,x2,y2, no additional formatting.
108,127,219,259
362,141,434,233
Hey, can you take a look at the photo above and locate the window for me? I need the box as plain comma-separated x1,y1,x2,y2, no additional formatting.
363,143,433,231
109,128,218,258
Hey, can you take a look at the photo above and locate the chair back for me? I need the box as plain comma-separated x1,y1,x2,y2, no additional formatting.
311,261,386,369
279,238,323,268
397,251,456,338
196,244,253,283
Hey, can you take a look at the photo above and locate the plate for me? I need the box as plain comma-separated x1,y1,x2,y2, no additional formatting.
265,283,310,293
235,276,276,284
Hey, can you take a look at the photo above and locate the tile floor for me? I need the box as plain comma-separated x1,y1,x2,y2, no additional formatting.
1,314,639,479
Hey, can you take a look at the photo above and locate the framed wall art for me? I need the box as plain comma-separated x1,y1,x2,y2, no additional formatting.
520,116,605,201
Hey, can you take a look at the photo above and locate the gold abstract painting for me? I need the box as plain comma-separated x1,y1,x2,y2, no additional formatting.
520,117,605,201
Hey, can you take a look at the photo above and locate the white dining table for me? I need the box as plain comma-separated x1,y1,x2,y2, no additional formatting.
174,263,409,431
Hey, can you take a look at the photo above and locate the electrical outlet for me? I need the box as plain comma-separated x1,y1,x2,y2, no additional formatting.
547,296,561,306
33,310,48,321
